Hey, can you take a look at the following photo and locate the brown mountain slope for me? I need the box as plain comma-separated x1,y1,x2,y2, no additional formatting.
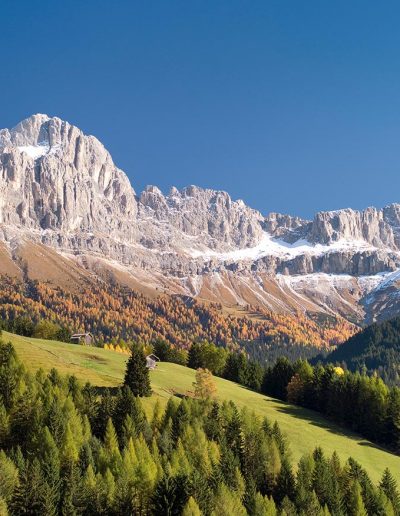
0,275,355,361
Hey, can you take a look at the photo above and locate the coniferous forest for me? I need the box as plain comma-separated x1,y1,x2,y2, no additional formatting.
183,341,400,455
321,316,400,386
1,338,400,515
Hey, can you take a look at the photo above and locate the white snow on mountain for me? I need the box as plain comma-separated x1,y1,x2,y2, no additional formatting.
188,232,382,263
3,113,400,323
18,143,50,159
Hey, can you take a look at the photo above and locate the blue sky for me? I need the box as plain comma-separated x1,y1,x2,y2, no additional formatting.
2,0,400,219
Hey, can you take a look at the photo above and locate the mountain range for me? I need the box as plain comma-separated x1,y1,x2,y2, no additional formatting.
1,114,400,325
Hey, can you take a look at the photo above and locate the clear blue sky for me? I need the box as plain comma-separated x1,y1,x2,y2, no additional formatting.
2,0,400,219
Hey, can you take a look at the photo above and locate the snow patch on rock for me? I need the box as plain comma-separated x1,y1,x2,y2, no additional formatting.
188,232,381,263
18,143,50,159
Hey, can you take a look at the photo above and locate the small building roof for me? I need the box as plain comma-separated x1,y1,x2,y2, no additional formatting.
146,354,160,361
71,332,93,338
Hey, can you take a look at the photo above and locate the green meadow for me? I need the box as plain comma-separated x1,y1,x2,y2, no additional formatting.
4,330,400,484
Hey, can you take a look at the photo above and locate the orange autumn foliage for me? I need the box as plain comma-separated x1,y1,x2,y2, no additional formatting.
0,276,356,352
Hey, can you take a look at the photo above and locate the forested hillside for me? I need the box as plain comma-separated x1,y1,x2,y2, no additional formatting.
1,339,400,515
0,276,355,360
323,316,400,385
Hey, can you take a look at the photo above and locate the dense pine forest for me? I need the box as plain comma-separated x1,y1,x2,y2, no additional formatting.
183,340,400,455
0,276,354,359
322,316,400,386
262,358,400,453
1,338,400,515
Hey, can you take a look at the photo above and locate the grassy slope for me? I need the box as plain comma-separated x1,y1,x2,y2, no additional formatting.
4,331,400,484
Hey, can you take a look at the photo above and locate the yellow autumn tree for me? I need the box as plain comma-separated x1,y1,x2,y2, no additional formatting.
193,368,217,400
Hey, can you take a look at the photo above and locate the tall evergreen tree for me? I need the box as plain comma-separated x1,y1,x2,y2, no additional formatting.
38,427,61,512
124,345,152,397
225,407,245,464
10,459,48,515
380,468,400,515
152,473,190,516
386,388,400,452
347,481,367,516
114,386,147,440
273,459,296,505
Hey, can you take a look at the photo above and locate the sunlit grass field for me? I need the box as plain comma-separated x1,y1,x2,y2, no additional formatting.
4,330,400,484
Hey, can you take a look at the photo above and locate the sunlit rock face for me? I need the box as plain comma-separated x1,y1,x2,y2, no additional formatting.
0,114,138,241
2,114,400,323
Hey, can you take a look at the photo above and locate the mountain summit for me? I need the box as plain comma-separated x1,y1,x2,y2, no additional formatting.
1,114,400,323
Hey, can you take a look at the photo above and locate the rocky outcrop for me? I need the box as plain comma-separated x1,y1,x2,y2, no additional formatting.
138,184,265,251
264,212,310,241
0,114,138,242
309,207,400,249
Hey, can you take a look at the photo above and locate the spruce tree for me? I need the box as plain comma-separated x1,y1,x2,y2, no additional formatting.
312,452,333,509
211,483,247,516
124,345,152,397
386,388,400,452
172,400,191,441
39,427,61,512
10,458,48,515
60,462,81,516
190,469,213,515
251,492,277,516
152,473,190,515
225,407,245,464
273,458,296,505
204,401,223,442
380,468,400,515
93,389,116,439
114,386,147,439
347,481,367,516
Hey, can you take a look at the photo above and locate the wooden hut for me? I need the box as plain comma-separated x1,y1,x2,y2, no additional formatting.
146,354,160,370
70,332,94,346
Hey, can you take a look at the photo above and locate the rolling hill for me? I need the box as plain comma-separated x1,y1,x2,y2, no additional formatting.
323,315,400,385
4,330,400,484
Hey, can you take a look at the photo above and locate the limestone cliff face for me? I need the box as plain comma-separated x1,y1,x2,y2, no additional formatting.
0,114,138,243
2,114,400,323
138,184,264,252
309,207,400,249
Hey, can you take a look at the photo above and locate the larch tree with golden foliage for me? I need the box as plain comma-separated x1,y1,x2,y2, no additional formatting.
193,368,217,400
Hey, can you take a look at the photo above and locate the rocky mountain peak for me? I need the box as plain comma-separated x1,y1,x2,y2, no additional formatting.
0,114,71,151
2,114,400,325
0,114,138,239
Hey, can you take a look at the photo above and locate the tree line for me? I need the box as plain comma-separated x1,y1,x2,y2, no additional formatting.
182,341,400,455
0,339,399,515
263,358,400,454
0,316,70,342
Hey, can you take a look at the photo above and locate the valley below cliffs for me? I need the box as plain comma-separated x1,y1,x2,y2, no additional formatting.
1,114,400,326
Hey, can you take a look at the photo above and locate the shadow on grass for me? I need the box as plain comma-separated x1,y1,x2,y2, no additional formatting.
272,402,388,453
